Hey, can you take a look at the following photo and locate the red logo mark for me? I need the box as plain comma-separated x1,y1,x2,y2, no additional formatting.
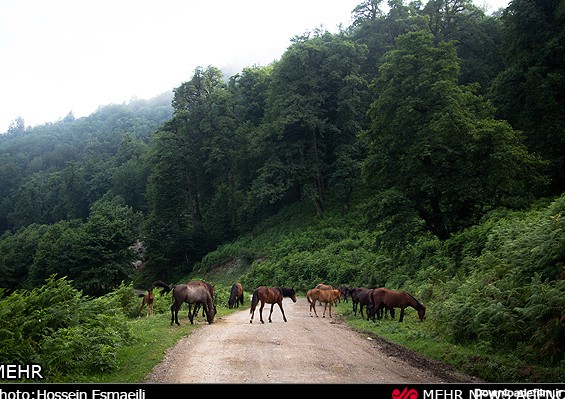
392,387,418,399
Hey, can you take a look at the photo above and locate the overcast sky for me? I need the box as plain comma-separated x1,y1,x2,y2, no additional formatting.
0,0,508,132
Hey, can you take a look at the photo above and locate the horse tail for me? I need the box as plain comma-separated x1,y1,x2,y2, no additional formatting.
250,289,259,313
152,280,172,295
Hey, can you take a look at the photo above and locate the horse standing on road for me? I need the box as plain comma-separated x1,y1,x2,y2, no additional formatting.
307,288,341,318
249,286,297,324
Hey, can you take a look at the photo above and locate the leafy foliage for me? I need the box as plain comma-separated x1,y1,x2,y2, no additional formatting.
0,276,134,381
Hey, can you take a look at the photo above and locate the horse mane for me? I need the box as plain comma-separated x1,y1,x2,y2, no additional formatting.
280,287,294,297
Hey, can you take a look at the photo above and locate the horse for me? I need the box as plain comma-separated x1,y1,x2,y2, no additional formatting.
137,288,155,317
307,288,341,318
249,286,297,324
153,280,215,325
367,287,396,321
370,288,426,322
187,280,216,318
228,282,244,309
337,285,350,302
314,283,340,305
348,287,374,320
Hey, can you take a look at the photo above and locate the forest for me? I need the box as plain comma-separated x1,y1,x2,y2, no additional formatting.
0,0,563,382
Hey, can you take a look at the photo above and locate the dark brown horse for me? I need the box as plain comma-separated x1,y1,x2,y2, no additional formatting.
228,282,244,309
371,288,426,322
187,280,216,318
307,288,341,318
349,287,374,320
153,280,215,325
249,286,297,324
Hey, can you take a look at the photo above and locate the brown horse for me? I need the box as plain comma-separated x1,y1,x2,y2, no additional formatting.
187,280,216,318
228,282,244,309
307,288,341,318
137,288,154,317
367,287,396,321
314,283,341,305
249,286,297,324
153,280,215,325
371,288,426,322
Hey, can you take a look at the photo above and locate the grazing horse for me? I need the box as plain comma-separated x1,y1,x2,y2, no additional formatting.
228,282,244,309
371,288,426,322
137,288,154,317
307,288,341,318
349,287,374,320
337,285,350,302
367,287,396,321
153,281,215,325
187,280,216,318
249,286,297,324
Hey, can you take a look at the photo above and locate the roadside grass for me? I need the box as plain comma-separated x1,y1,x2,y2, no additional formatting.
337,303,565,383
63,294,244,383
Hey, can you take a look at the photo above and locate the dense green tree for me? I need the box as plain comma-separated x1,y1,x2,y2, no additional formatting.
363,31,547,240
490,0,565,193
28,194,140,295
257,31,369,215
144,67,227,278
0,224,48,290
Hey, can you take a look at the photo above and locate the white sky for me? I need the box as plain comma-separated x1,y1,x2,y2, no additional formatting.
0,0,508,132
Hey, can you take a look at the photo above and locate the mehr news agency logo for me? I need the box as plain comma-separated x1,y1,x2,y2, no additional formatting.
392,386,565,399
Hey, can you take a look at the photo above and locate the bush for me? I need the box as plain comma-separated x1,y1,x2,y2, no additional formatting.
0,276,134,381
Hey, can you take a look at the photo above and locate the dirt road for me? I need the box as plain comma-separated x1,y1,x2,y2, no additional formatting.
144,297,480,384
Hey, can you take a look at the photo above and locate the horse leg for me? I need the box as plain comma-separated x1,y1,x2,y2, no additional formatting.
322,302,327,318
328,302,333,318
188,303,196,324
278,301,288,322
311,300,318,317
202,303,210,324
259,301,265,324
399,308,405,322
268,303,276,323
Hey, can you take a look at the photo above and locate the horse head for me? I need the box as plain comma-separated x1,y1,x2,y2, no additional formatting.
284,287,297,303
417,304,426,321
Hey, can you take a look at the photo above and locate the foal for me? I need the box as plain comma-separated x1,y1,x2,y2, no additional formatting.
138,288,155,317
